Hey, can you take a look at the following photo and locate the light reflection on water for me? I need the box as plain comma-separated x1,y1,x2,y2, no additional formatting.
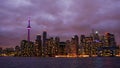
0,57,120,68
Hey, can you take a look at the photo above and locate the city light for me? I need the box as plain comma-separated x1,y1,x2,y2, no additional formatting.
0,19,119,57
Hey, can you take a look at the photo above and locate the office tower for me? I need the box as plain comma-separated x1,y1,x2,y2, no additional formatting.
27,18,31,42
80,34,94,56
55,37,60,43
80,35,85,43
104,33,116,46
36,35,42,48
69,35,79,57
45,37,57,57
97,33,119,57
91,30,100,42
94,31,100,42
55,37,60,55
42,31,47,56
59,42,66,55
43,31,47,46
34,35,42,56
65,40,70,55
80,35,86,55
74,35,79,55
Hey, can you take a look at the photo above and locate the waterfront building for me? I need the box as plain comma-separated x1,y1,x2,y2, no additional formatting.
34,35,42,56
20,40,34,57
68,35,79,57
3,48,15,56
104,33,116,46
42,31,47,56
43,31,47,47
14,46,20,56
55,37,60,55
80,31,119,57
59,42,66,55
65,40,70,55
97,33,118,56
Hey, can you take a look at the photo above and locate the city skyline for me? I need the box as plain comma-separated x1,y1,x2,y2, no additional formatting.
0,30,119,57
0,0,120,48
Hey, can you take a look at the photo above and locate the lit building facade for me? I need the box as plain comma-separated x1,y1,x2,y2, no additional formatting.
34,35,42,56
58,42,66,55
42,31,47,56
67,35,79,57
80,32,119,57
20,40,35,57
43,31,47,47
104,33,116,46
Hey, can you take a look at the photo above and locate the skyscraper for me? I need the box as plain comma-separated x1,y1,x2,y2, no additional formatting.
104,33,116,46
35,35,42,56
27,17,31,42
42,31,47,56
70,35,79,56
43,31,47,46
74,35,79,56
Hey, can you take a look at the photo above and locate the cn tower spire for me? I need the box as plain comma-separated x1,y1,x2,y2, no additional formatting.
27,17,31,28
27,17,31,42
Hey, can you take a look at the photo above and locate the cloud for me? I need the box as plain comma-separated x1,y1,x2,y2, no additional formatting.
0,0,120,48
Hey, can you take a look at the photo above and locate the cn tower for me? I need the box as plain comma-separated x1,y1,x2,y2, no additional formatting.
27,17,31,42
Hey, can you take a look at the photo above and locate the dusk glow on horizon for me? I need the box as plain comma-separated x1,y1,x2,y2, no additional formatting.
0,0,120,48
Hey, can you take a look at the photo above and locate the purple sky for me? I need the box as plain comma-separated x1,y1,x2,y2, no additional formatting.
0,0,120,48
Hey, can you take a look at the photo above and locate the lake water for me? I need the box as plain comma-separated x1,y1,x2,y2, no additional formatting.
0,57,120,68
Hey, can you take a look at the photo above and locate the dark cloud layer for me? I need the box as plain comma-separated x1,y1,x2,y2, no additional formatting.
0,0,120,48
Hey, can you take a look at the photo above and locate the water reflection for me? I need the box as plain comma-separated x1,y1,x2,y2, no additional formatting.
94,57,104,68
0,57,119,68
